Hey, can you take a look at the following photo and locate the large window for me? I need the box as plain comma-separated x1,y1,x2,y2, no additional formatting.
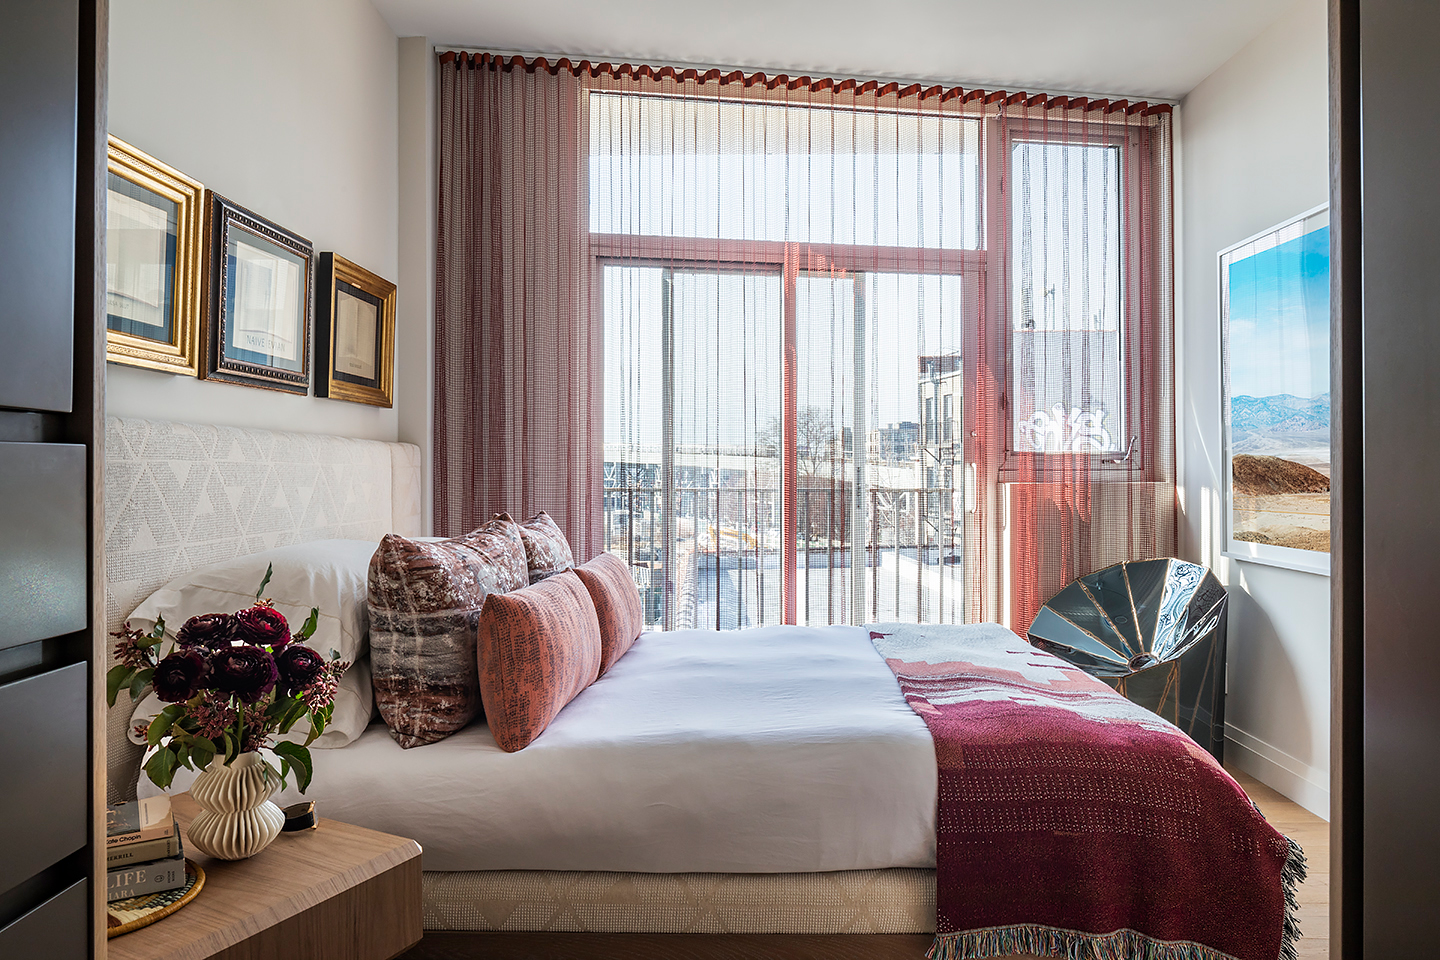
591,87,1169,631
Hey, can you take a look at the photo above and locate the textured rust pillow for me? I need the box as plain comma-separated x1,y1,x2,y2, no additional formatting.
504,510,574,583
368,516,528,748
477,571,601,752
573,552,644,677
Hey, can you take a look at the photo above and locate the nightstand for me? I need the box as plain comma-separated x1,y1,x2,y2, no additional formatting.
107,792,422,960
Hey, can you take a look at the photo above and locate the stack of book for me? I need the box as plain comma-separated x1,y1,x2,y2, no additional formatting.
106,796,186,902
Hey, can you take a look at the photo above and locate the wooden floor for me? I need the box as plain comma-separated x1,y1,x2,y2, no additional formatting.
400,768,1329,960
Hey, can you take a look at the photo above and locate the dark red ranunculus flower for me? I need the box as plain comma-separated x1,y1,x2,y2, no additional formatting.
209,644,279,703
276,645,325,695
153,649,208,703
176,613,235,648
233,605,291,649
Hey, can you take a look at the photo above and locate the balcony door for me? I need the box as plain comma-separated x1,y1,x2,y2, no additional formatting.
603,255,983,631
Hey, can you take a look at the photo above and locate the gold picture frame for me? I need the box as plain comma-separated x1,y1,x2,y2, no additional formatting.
314,253,395,407
105,136,204,375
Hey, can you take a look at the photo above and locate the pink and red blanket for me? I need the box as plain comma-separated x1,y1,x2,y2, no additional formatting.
868,623,1304,960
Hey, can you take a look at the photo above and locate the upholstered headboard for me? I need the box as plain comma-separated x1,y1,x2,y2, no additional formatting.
104,416,423,801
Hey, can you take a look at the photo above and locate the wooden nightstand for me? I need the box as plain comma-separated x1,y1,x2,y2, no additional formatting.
107,792,422,960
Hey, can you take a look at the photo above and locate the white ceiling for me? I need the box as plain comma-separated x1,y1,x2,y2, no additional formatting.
372,0,1300,101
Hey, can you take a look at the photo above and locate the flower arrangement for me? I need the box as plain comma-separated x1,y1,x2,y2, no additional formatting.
106,565,348,793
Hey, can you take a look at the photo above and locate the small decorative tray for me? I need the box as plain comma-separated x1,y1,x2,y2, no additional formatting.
107,860,206,938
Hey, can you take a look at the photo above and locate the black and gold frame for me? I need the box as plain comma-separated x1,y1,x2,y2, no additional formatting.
105,136,204,375
201,193,313,394
1027,558,1229,760
315,253,395,407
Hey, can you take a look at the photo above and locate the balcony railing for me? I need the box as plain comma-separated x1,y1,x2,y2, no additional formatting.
602,485,966,631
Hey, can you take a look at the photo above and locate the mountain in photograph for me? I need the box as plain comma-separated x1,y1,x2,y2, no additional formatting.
1230,392,1330,435
1231,454,1330,497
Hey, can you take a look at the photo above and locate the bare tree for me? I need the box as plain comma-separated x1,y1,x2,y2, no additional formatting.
758,406,842,480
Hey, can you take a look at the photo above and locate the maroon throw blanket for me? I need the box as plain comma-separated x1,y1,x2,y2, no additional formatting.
868,623,1304,960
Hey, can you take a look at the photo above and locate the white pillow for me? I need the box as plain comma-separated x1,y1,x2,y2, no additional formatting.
125,539,379,749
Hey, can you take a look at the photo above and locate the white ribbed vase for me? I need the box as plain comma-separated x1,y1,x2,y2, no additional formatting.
186,752,285,860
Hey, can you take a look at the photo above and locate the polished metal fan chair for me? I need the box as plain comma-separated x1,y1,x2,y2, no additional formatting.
1027,558,1229,760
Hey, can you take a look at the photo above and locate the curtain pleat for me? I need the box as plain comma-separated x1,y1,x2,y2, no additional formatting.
435,53,1174,633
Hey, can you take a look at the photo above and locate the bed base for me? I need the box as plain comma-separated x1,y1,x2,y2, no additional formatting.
400,932,945,959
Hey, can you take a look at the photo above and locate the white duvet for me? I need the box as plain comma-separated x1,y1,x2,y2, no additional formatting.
153,623,939,873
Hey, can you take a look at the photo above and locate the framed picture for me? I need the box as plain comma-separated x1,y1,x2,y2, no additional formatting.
202,193,313,394
105,136,204,375
315,253,396,406
1220,204,1330,575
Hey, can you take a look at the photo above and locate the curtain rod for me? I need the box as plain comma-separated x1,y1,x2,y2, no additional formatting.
432,45,1179,107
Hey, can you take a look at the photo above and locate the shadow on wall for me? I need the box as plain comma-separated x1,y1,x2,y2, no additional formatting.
1224,572,1311,768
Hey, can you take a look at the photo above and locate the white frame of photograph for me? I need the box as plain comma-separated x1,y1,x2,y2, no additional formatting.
1219,203,1331,576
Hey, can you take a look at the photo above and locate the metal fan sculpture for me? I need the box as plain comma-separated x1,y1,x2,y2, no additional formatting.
1027,558,1229,760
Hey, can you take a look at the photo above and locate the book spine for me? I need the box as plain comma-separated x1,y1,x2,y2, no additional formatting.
106,856,186,903
106,832,182,867
105,822,175,847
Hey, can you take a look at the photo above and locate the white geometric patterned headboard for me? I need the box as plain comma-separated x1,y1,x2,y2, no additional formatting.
104,416,423,801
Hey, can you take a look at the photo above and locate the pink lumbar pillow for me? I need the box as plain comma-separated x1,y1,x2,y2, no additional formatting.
477,570,601,752
572,552,644,677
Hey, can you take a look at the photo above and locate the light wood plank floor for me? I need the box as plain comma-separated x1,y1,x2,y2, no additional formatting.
1232,769,1330,960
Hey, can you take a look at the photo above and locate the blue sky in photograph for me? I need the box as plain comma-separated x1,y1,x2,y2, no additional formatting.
1228,224,1329,400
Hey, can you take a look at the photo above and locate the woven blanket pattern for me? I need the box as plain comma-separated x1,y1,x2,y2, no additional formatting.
867,622,1303,960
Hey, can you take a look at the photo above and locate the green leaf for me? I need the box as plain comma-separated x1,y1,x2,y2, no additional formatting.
106,665,133,708
137,630,165,649
190,743,215,773
256,563,274,601
295,607,320,641
143,746,180,790
150,617,166,640
129,667,155,701
189,735,217,756
146,703,183,748
272,741,313,793
278,697,309,734
174,742,190,770
222,729,239,763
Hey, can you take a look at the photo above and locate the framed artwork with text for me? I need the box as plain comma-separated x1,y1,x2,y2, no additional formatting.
314,253,395,407
201,193,313,394
105,136,204,375
1220,204,1330,575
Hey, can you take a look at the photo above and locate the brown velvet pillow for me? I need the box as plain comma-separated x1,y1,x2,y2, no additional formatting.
505,510,574,583
367,516,528,748
573,552,644,677
477,571,601,752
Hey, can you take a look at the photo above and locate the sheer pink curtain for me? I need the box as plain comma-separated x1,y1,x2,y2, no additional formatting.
434,53,602,553
435,53,1174,631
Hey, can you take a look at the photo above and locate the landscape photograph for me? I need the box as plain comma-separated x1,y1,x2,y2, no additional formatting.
1223,209,1330,555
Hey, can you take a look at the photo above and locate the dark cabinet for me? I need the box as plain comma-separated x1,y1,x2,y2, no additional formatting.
0,1,79,413
0,444,88,651
0,0,104,954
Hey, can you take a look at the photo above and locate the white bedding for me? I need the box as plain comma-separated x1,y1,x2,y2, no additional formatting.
153,623,938,873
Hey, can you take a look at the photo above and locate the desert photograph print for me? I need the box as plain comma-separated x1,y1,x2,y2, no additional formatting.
1221,205,1330,567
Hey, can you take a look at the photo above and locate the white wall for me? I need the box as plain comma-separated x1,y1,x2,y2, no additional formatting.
1178,0,1330,817
395,37,436,533
107,0,401,441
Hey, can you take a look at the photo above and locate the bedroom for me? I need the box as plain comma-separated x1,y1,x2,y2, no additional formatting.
0,0,1423,957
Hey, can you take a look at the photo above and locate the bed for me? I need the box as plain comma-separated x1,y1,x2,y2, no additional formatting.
106,417,1301,960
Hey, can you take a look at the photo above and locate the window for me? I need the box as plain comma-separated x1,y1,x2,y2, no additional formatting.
592,86,1169,630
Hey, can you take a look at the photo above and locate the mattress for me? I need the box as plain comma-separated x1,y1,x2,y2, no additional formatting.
156,623,938,873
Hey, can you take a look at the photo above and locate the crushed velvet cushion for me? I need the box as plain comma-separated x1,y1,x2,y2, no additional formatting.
506,510,574,583
477,571,601,752
572,552,644,676
368,515,528,748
